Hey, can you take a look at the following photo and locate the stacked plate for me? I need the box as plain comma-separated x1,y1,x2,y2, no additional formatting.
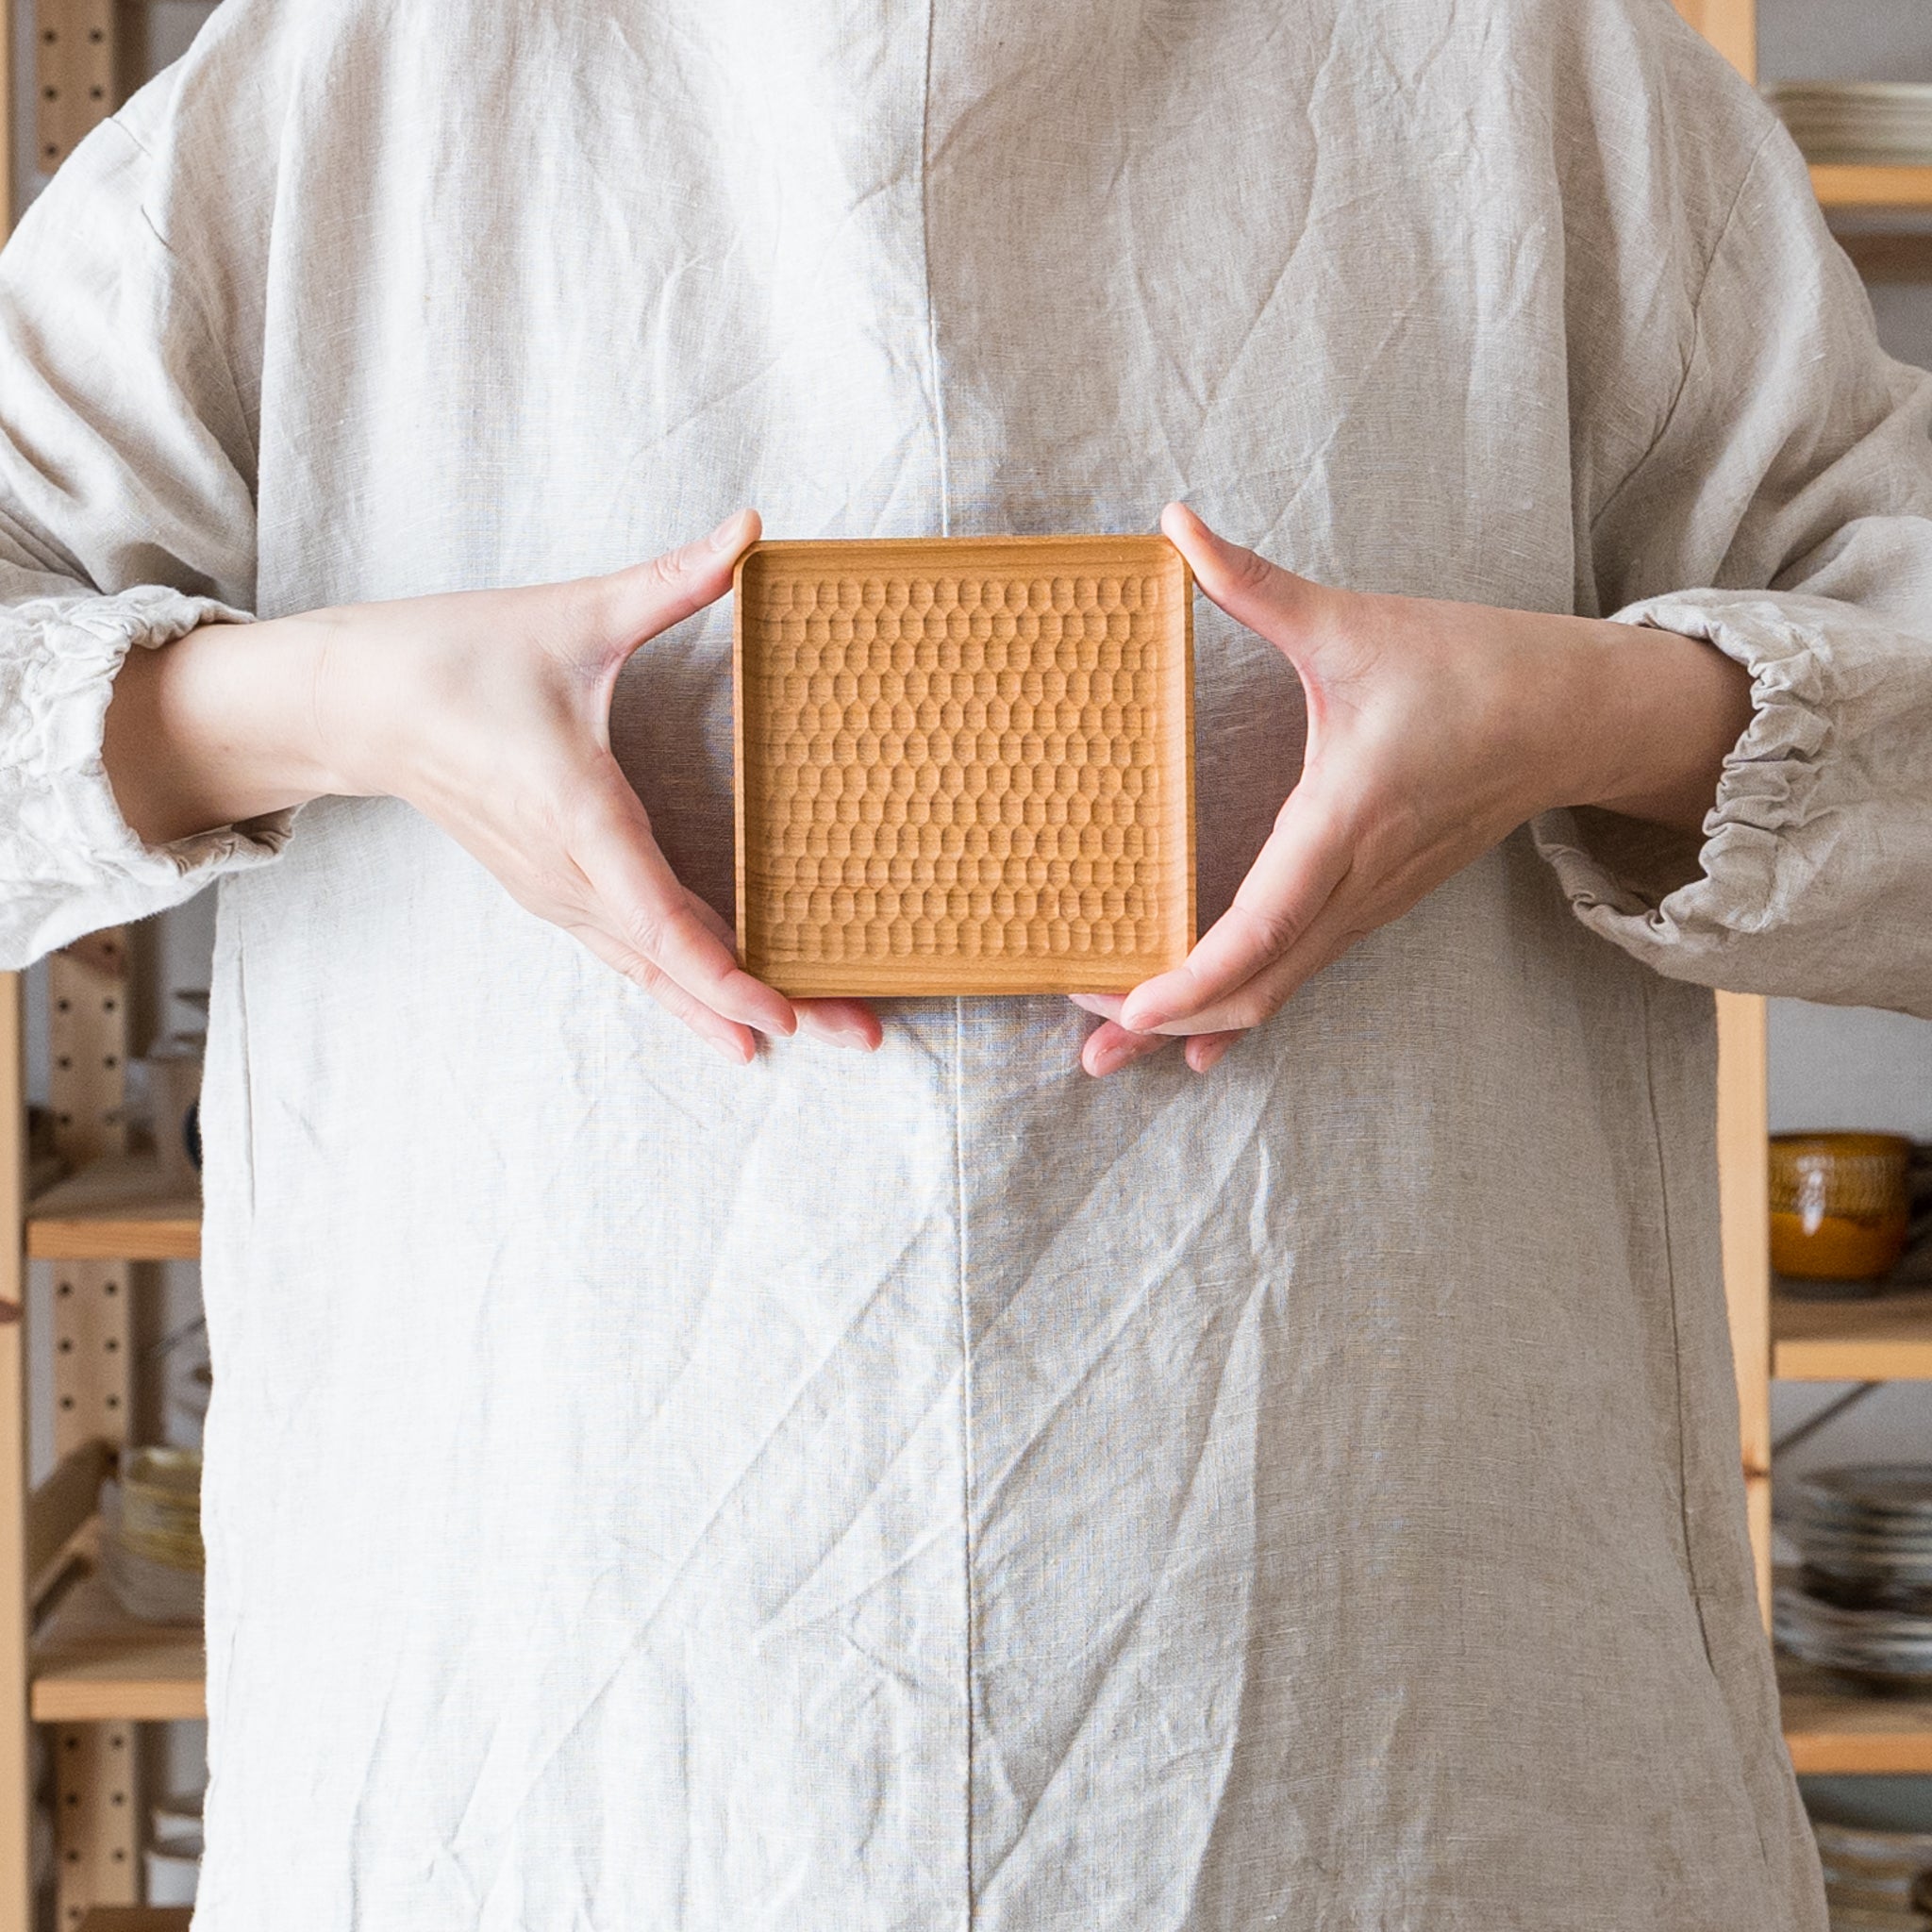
1811,1819,1932,1930
1778,1468,1932,1688
1764,84,1932,166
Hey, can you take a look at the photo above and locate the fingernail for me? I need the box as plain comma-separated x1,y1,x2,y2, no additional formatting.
825,1022,875,1053
710,1035,751,1065
1121,1004,1165,1033
708,509,751,553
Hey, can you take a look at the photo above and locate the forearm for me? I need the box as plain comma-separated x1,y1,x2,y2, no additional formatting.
102,615,340,844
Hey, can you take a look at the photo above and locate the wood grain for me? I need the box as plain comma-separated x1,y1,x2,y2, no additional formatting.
735,536,1195,996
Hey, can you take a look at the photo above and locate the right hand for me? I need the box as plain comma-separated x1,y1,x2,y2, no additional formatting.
107,510,881,1064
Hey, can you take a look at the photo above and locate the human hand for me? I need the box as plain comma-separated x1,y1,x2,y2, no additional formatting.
106,511,882,1064
1076,501,1753,1077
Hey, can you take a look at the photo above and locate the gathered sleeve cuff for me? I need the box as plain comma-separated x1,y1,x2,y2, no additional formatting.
1533,589,1932,1017
0,586,292,967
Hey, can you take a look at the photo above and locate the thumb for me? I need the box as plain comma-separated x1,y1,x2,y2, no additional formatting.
1160,501,1323,670
582,508,763,675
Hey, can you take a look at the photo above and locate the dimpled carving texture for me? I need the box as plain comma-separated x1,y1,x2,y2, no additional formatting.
735,537,1194,996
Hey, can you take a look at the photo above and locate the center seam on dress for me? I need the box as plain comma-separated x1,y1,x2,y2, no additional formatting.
952,991,974,1930
918,4,970,1921
918,0,953,541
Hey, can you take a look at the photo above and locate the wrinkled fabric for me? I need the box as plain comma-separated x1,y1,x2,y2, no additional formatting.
6,0,1932,1925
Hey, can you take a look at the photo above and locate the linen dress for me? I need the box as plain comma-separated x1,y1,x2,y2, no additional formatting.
4,0,1932,1924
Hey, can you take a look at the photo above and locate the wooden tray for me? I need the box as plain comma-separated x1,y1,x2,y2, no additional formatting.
733,536,1194,996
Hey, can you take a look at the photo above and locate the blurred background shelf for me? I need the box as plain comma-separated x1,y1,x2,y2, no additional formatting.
25,1158,201,1262
1812,162,1932,206
77,1913,192,1932
1774,1290,1932,1381
1782,1654,1932,1773
31,1577,204,1725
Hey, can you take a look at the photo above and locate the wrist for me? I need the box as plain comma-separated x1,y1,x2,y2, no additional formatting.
1572,619,1755,836
103,613,341,845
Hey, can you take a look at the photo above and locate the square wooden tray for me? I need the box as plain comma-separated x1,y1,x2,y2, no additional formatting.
733,535,1194,997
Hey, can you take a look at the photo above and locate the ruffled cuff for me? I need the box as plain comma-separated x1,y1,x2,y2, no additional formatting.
1532,590,1932,1011
0,586,293,968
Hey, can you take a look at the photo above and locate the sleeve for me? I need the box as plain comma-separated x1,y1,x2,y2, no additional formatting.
0,93,290,972
1533,111,1932,1019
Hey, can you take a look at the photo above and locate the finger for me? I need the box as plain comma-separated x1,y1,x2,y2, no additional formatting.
571,924,758,1064
677,888,738,947
795,999,884,1053
1067,992,1126,1020
1120,788,1354,1033
1081,1018,1175,1078
1146,892,1369,1037
1159,501,1322,664
1186,1032,1241,1074
675,886,881,1052
575,508,763,675
571,771,798,1037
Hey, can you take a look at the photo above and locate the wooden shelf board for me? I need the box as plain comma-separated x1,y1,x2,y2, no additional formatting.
25,1154,200,1262
1772,1287,1932,1381
78,1914,193,1932
1836,231,1932,283
31,1574,204,1724
1811,163,1932,208
1782,1652,1932,1773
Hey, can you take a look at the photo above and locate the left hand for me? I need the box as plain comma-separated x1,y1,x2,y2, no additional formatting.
1077,501,1754,1077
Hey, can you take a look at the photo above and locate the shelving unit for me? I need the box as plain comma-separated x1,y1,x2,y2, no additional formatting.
4,19,217,1930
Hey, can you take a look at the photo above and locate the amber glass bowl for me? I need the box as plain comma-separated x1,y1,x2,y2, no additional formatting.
1770,1132,1913,1282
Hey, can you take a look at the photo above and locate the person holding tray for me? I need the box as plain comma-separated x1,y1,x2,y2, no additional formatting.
1,2,1927,1925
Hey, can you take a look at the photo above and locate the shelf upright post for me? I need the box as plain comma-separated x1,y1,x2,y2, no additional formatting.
1,971,33,1932
1670,0,1757,80
2,0,13,229
1669,0,1773,1631
1717,993,1772,1621
44,937,139,1926
3,16,32,1918
31,0,128,177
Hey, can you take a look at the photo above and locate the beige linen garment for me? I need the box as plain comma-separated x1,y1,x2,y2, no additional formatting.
5,0,1932,1924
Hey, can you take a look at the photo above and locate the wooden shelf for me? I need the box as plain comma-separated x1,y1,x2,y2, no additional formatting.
1811,163,1932,208
31,1574,203,1724
78,1914,193,1932
1782,1652,1932,1773
1773,1288,1932,1381
1837,231,1932,283
25,1156,200,1262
